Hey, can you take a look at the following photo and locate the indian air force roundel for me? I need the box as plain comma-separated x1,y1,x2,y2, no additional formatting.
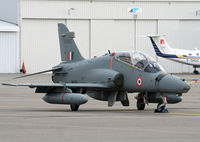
136,76,143,87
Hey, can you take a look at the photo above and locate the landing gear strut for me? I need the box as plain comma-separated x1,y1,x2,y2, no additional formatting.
193,67,199,74
70,104,79,111
154,97,168,113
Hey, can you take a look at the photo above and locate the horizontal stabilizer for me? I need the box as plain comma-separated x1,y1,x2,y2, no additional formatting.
14,66,62,79
136,34,165,38
146,34,165,37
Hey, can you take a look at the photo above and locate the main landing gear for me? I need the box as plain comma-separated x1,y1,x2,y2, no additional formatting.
136,93,146,110
70,89,81,111
154,97,168,113
137,98,145,110
70,104,79,111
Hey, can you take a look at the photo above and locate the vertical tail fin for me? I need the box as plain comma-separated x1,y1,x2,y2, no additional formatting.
58,23,85,62
148,35,174,57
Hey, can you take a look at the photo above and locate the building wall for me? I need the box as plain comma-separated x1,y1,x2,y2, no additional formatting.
0,20,19,73
20,0,200,73
0,31,19,73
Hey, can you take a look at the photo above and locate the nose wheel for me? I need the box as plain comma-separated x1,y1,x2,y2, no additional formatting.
154,96,168,113
154,103,168,113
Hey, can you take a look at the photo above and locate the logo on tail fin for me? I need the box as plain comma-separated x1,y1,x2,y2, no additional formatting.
160,39,165,45
160,39,165,48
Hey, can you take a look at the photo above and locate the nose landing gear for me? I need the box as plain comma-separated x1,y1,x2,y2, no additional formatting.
154,96,168,113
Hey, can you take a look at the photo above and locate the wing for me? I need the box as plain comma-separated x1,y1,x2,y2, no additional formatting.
2,82,111,93
2,82,109,88
13,66,62,79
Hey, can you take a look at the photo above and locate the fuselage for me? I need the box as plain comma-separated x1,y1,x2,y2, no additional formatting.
168,48,200,67
52,51,190,94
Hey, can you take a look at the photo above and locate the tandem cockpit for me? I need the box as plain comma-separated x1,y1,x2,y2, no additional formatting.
115,51,165,73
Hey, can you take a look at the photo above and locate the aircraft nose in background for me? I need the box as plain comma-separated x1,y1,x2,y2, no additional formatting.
157,74,190,93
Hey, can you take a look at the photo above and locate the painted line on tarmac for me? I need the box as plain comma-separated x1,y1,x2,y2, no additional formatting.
116,110,200,116
119,111,200,116
37,107,67,110
169,112,200,116
0,106,9,108
118,110,151,113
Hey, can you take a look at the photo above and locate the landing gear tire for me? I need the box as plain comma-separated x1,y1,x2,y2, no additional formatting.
154,109,168,113
154,103,168,113
193,70,199,74
136,93,146,110
70,104,79,111
137,101,145,110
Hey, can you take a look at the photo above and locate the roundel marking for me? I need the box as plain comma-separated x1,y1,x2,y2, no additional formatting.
136,76,143,87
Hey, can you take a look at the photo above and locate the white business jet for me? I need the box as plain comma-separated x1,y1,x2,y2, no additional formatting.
148,35,200,74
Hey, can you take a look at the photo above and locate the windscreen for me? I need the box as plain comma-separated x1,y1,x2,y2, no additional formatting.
115,51,165,73
144,63,162,73
132,51,149,69
116,52,133,65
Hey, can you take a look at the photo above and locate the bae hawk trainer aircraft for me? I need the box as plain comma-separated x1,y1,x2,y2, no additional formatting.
2,24,190,113
148,35,200,74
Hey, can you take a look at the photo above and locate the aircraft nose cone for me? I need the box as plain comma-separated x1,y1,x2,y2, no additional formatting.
182,84,191,93
158,74,190,93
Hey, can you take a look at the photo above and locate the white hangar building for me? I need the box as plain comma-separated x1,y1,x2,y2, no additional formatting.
1,0,200,73
0,21,19,73
0,0,19,73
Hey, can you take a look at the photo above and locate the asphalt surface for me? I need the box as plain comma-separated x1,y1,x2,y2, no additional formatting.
0,73,200,142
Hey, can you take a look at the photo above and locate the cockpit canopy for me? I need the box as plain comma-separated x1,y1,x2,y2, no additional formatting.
115,51,165,73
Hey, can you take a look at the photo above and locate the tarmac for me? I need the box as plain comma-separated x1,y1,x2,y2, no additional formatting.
0,73,200,142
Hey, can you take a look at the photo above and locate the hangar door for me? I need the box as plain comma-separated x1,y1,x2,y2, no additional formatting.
0,32,19,73
180,20,200,73
21,19,90,73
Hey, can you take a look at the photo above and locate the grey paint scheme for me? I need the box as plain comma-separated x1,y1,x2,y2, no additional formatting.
2,23,190,112
58,24,84,62
52,55,188,93
0,0,19,25
43,93,88,105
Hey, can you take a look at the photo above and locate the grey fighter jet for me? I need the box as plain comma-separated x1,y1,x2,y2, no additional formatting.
2,24,190,113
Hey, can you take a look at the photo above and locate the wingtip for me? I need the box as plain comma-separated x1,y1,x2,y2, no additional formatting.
1,82,6,85
2,83,17,86
13,76,20,79
12,75,26,79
